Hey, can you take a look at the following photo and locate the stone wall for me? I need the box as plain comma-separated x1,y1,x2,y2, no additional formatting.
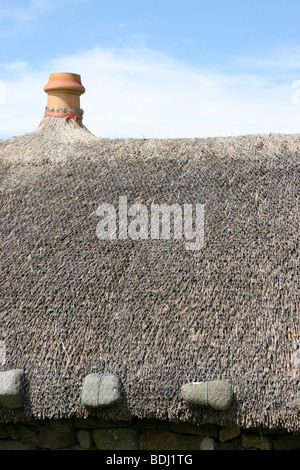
0,418,299,450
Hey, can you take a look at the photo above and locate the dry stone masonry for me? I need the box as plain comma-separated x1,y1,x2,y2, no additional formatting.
0,417,299,450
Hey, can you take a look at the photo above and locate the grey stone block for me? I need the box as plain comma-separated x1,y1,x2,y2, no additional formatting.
36,427,77,450
0,438,37,450
241,433,273,450
50,418,74,433
0,369,24,408
82,373,122,408
200,437,215,450
181,380,233,411
219,426,241,442
215,438,243,450
92,428,138,450
173,433,203,450
77,429,93,449
6,424,38,440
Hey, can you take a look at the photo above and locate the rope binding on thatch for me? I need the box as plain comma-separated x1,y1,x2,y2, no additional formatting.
44,111,83,121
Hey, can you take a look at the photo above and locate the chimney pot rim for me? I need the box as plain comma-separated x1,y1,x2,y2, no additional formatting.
44,72,85,95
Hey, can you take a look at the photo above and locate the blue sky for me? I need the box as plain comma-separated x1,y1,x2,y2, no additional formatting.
0,0,300,138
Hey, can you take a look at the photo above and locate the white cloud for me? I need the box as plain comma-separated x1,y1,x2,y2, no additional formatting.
0,46,299,139
229,45,300,72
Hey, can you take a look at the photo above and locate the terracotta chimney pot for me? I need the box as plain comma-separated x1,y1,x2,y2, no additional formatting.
44,72,85,110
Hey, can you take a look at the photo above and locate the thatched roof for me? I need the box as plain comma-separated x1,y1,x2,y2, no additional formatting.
0,110,299,431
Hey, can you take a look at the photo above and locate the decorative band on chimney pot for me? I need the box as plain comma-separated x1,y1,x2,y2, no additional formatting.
44,72,85,110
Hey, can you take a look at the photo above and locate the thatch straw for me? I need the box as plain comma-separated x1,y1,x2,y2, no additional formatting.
0,116,299,431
